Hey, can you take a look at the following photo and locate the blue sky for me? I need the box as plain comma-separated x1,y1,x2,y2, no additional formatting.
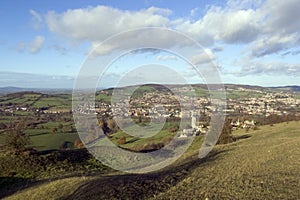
0,0,299,88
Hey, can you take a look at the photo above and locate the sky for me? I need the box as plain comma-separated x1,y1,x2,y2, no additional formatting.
0,0,299,88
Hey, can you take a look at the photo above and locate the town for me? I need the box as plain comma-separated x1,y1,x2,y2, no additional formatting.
72,84,300,134
2,85,299,128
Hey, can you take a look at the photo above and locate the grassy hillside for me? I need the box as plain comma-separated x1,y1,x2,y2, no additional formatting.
152,121,300,199
2,121,299,200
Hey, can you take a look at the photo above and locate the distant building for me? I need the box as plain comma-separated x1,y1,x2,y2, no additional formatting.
191,111,197,129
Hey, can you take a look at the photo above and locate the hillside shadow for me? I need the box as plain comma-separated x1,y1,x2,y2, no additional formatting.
0,149,95,199
125,137,139,144
61,149,228,200
234,134,252,141
0,177,34,199
29,132,50,137
0,148,229,200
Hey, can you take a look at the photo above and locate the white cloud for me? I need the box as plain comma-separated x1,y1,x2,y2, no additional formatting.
184,0,300,56
190,49,216,65
46,6,171,43
250,34,299,57
156,55,177,61
195,7,260,44
51,44,68,55
29,9,43,29
16,42,27,53
248,0,300,57
45,5,216,50
16,36,45,54
190,8,199,17
226,0,263,9
29,36,45,54
174,20,215,46
88,28,194,56
259,0,300,35
44,0,300,63
212,46,223,52
41,3,268,48
232,61,300,76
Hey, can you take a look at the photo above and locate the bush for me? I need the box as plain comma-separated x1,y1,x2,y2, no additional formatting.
3,122,30,154
51,127,58,133
0,149,109,179
0,123,7,130
58,123,63,130
217,118,235,145
106,119,118,133
74,139,84,149
117,136,126,145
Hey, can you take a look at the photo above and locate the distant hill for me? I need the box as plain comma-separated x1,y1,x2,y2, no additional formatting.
0,84,299,96
269,85,300,92
0,87,28,95
0,87,72,96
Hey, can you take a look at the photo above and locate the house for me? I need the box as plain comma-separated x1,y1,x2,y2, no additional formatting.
242,120,256,129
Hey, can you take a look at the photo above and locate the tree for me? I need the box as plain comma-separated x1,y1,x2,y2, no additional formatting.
98,120,105,129
117,136,126,145
74,139,84,148
217,118,235,144
60,141,73,150
58,123,63,130
70,126,77,133
0,122,7,130
3,122,30,154
106,119,118,133
63,126,71,133
169,125,179,134
51,127,58,133
138,116,142,124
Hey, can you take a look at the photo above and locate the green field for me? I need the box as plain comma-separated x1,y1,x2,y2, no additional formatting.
1,121,299,199
0,94,41,106
32,96,72,109
194,87,209,98
226,90,265,100
95,93,112,103
0,131,79,151
29,133,79,151
105,121,178,149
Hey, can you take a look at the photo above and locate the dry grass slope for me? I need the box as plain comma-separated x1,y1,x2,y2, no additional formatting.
152,121,300,199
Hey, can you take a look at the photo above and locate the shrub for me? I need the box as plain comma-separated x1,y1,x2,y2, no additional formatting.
117,136,126,145
51,127,58,133
0,122,7,130
106,119,118,133
217,118,235,145
58,123,63,130
3,122,30,154
74,139,84,149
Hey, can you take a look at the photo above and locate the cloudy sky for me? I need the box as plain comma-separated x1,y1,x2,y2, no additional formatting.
0,0,299,88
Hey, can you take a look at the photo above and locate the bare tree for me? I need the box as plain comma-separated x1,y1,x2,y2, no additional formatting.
217,118,234,144
3,121,30,154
